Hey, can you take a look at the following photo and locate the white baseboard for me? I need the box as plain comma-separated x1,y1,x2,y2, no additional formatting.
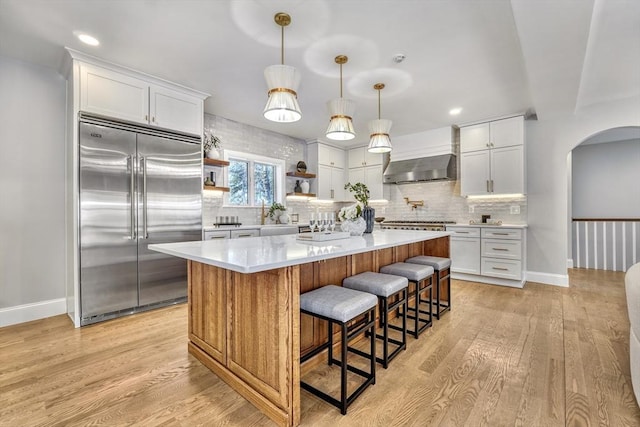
525,271,569,287
567,258,574,268
451,272,525,288
0,298,66,328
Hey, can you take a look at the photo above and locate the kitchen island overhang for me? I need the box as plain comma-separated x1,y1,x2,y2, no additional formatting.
149,230,451,427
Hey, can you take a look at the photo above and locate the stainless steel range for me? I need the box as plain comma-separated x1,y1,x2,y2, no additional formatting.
380,220,456,231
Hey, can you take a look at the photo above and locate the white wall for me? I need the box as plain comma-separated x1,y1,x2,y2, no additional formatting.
572,138,640,218
0,56,67,323
526,96,640,284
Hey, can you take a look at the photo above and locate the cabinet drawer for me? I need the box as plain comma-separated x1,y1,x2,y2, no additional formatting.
447,226,480,238
230,229,259,239
480,228,521,240
481,239,521,260
204,230,230,240
481,258,522,280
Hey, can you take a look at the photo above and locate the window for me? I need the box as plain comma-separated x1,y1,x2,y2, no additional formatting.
224,150,284,207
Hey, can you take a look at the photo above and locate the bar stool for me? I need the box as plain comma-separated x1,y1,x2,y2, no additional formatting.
379,263,434,338
406,256,451,319
300,285,378,415
343,272,408,368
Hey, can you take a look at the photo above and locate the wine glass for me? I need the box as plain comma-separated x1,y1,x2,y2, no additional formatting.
328,212,335,233
319,213,327,233
309,213,316,234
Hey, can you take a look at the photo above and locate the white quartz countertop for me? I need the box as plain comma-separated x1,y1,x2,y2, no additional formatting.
150,230,451,274
447,223,528,228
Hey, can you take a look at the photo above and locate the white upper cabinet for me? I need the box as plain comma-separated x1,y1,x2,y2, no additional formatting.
460,115,525,196
309,142,346,201
80,64,149,125
348,146,383,168
78,61,206,136
460,116,524,153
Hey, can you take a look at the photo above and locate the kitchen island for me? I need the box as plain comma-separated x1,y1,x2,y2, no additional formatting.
150,230,450,427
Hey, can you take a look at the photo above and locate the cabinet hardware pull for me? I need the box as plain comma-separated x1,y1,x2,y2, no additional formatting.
492,248,509,251
492,267,509,271
456,231,470,234
237,234,252,238
490,180,494,192
141,157,148,239
210,236,226,239
128,155,136,240
331,189,334,199
493,232,509,235
486,180,490,192
145,114,148,121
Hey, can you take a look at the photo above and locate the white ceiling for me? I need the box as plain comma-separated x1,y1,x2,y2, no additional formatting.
1,0,638,146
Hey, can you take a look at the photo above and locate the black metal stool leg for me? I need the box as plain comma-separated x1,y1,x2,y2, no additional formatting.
340,322,348,415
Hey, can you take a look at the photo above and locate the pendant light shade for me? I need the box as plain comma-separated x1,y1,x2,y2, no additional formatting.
263,12,302,123
264,64,302,123
326,55,355,140
368,83,392,153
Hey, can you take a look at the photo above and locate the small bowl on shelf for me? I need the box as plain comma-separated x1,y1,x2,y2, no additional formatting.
374,217,385,223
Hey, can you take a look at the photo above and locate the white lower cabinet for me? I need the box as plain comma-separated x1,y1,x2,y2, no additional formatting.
447,225,525,287
204,228,260,240
449,226,481,274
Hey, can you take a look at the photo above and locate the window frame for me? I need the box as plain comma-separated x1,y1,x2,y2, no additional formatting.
223,149,285,208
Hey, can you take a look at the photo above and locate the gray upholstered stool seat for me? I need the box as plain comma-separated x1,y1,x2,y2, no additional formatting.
300,285,378,322
379,262,434,338
406,255,452,319
300,285,377,415
344,272,408,297
343,272,409,368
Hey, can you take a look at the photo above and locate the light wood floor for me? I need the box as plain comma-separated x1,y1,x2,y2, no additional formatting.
1,269,639,426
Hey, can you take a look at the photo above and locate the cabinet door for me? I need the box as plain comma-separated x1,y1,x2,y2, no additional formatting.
348,147,364,169
490,116,523,149
490,145,524,194
150,85,203,136
461,150,490,196
317,164,333,199
450,237,481,274
318,144,345,168
460,123,490,153
364,165,383,200
330,167,346,200
80,64,149,125
364,148,383,166
348,167,365,187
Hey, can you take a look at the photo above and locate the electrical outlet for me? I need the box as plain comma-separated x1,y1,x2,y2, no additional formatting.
468,205,474,213
510,205,520,214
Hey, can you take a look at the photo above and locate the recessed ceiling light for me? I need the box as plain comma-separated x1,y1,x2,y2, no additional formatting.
449,107,462,115
77,33,100,46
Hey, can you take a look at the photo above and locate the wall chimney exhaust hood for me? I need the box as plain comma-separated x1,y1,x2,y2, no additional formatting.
383,154,457,184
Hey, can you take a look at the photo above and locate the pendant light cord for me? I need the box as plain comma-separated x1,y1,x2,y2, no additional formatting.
377,88,381,119
281,25,284,65
340,63,343,98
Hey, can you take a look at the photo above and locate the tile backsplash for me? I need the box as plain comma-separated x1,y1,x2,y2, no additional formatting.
202,114,527,227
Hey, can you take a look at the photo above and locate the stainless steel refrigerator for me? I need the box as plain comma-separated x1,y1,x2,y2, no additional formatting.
79,116,201,326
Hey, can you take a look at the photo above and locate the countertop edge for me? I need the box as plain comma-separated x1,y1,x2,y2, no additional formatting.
446,223,528,228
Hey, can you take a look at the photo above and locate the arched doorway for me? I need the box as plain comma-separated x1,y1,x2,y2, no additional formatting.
569,126,640,271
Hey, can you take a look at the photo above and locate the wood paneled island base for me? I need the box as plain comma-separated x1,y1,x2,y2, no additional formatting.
152,232,450,426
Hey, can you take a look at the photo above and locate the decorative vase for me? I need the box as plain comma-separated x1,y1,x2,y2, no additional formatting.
362,206,375,233
206,149,220,159
294,180,302,193
279,213,290,224
341,217,366,236
300,179,310,194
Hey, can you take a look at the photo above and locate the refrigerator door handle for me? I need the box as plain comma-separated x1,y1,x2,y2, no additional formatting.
141,156,148,239
129,155,136,240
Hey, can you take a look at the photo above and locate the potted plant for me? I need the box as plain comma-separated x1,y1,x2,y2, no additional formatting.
203,132,221,159
268,202,287,224
344,182,375,233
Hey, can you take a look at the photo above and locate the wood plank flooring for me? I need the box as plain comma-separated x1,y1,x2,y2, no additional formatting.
1,269,639,426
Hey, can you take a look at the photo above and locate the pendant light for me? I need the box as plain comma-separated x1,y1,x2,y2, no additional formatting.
263,12,302,123
367,83,392,153
325,55,355,140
